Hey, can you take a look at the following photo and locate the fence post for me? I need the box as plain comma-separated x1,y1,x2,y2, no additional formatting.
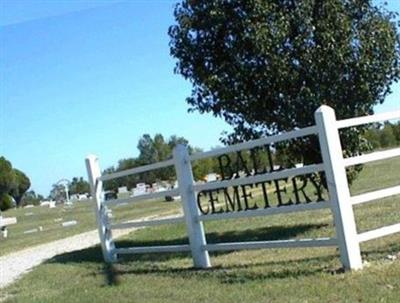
314,106,362,270
173,144,211,268
85,154,116,263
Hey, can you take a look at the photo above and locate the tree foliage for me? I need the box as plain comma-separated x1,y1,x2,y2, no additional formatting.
364,121,400,149
49,184,67,202
169,0,400,180
0,157,15,196
10,169,31,206
103,134,221,192
0,194,13,211
69,177,90,195
21,190,44,206
0,156,31,210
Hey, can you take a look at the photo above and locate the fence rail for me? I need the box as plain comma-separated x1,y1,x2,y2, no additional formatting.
100,159,175,181
343,148,400,167
109,216,185,230
190,126,317,161
358,223,400,243
104,188,180,207
193,163,324,192
350,185,400,206
199,201,331,222
336,110,400,129
114,244,191,255
86,105,400,271
204,237,338,252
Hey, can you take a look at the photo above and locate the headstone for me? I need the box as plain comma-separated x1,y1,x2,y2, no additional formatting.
1,226,7,238
71,193,89,201
40,200,56,207
25,212,34,216
0,217,17,227
115,202,128,207
24,228,38,234
117,186,130,199
62,220,77,227
205,173,218,182
133,183,147,196
79,193,89,200
118,186,128,193
54,218,63,222
40,201,50,207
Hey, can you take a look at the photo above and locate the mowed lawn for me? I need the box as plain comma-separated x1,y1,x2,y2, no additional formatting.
2,157,399,303
0,198,180,256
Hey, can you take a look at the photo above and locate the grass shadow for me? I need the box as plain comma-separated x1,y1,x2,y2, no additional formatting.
47,223,400,285
49,224,330,265
47,247,122,286
47,223,332,285
115,222,329,262
113,254,339,284
361,238,400,259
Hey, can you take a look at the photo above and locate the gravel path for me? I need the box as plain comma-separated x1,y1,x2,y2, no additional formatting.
0,213,180,289
0,229,102,289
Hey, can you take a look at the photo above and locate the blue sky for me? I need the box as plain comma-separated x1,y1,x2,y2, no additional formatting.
1,0,400,196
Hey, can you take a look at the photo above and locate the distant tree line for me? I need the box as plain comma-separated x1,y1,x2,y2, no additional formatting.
69,177,90,195
102,133,305,193
102,134,223,193
48,177,90,202
0,156,31,211
364,121,400,149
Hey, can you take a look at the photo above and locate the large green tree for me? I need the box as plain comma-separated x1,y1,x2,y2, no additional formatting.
10,169,31,206
0,157,15,196
169,0,400,176
0,157,16,210
0,157,32,210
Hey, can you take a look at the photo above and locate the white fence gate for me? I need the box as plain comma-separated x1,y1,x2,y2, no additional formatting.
86,105,400,270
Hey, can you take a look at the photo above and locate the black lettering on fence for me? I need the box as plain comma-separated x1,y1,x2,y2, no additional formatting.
274,178,294,207
197,145,326,215
223,186,242,212
241,184,258,210
292,176,311,204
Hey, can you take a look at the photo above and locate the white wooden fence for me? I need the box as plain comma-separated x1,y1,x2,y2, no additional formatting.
86,105,400,270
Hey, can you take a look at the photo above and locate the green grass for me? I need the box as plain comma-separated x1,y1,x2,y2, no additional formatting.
2,157,400,302
0,198,180,256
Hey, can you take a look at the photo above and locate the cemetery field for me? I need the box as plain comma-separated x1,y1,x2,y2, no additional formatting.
0,198,181,256
2,157,399,303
